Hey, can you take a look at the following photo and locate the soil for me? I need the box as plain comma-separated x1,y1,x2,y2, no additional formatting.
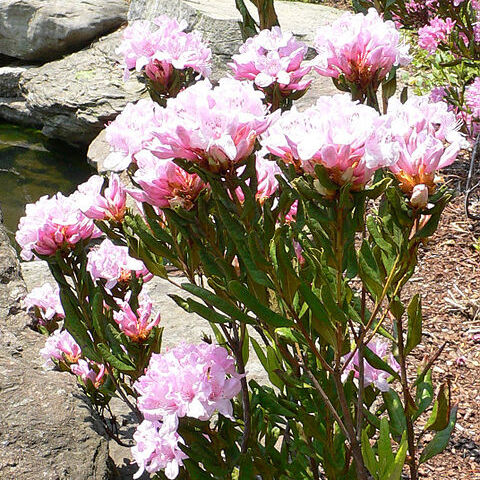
399,154,480,479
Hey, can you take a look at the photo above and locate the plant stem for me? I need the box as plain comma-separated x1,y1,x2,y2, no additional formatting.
395,314,418,480
232,323,251,454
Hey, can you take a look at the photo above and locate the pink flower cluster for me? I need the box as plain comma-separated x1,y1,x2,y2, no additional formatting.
418,17,455,54
117,15,211,81
104,98,161,172
366,95,466,200
114,293,161,342
465,77,480,119
229,27,312,97
40,329,82,368
86,239,151,290
261,94,385,188
314,8,410,90
77,174,127,222
150,78,271,173
71,359,106,388
16,192,101,261
134,342,242,422
132,416,187,480
23,283,64,325
342,339,400,392
128,153,207,210
132,343,241,478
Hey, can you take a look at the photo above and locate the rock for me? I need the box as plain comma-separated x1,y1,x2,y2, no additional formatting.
0,216,111,479
0,65,32,97
1,29,145,147
87,129,111,172
0,0,128,61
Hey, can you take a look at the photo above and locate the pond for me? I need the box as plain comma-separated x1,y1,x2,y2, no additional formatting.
0,123,93,248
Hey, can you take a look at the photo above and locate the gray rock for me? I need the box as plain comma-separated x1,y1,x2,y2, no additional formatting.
0,0,128,61
0,217,111,479
87,129,111,172
6,29,145,146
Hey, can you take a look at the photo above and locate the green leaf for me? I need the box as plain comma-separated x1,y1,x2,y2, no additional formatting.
91,291,106,341
385,433,408,480
414,369,434,421
358,240,384,298
169,294,232,324
378,418,394,478
405,294,422,356
419,406,457,464
364,345,400,380
60,289,101,363
424,383,450,432
181,283,255,325
383,389,406,438
298,283,335,346
228,281,293,327
97,343,136,372
361,429,378,478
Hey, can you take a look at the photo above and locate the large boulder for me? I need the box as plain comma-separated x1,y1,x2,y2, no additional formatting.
0,0,128,62
0,29,145,147
0,213,111,479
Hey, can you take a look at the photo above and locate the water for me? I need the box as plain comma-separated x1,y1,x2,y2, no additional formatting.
0,123,93,246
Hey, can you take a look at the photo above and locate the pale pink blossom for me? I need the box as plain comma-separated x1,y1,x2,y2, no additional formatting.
150,78,271,173
71,359,106,388
465,77,480,119
23,283,64,325
76,174,127,222
418,17,455,54
117,15,211,82
104,98,162,172
87,239,150,290
16,193,101,261
134,342,242,422
40,329,82,368
313,8,410,89
128,152,207,210
365,95,465,193
261,94,385,188
132,416,187,480
342,339,400,392
113,293,161,342
229,27,311,98
410,184,429,209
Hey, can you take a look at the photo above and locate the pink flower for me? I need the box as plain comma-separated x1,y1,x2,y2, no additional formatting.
76,174,127,222
342,339,400,392
430,86,447,103
261,94,385,188
128,152,207,210
71,359,106,388
150,78,271,173
465,77,480,119
313,8,410,90
87,239,151,290
40,329,82,368
365,95,466,194
134,342,242,422
132,417,187,480
113,293,161,342
16,193,101,261
117,15,211,82
229,27,311,98
104,98,162,172
418,17,455,54
23,283,64,325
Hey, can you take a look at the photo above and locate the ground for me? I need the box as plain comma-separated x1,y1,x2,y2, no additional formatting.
400,156,480,479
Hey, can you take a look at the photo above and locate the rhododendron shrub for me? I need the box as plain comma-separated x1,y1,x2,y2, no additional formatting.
18,13,463,480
